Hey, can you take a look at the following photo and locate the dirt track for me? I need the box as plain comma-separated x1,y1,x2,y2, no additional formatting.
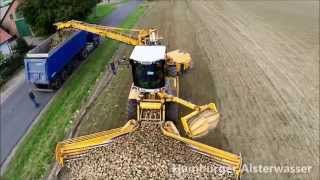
138,0,319,179
71,0,319,179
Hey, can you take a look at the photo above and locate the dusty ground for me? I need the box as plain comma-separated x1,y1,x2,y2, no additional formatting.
67,0,319,179
75,45,133,136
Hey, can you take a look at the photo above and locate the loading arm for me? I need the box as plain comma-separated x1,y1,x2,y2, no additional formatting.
54,20,160,46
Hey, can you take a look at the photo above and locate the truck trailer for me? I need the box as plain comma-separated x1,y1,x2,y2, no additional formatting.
24,30,99,90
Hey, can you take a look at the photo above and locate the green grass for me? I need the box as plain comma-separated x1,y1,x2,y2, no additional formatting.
2,4,145,180
86,4,115,23
121,5,145,29
85,0,135,24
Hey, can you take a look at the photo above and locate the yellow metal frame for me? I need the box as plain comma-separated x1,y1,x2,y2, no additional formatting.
56,120,138,166
158,92,220,138
180,103,219,137
56,119,242,178
161,122,242,179
139,101,162,110
54,20,159,46
55,20,192,74
166,50,192,72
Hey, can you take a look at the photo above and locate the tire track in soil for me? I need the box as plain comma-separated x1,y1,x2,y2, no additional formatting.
184,1,319,179
139,0,319,179
59,1,319,179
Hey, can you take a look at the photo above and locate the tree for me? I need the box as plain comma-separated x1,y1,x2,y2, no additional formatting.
13,38,30,55
0,52,5,65
20,0,97,35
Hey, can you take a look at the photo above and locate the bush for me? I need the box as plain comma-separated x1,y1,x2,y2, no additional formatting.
0,38,30,86
20,0,98,35
14,38,30,55
0,54,24,85
0,52,5,65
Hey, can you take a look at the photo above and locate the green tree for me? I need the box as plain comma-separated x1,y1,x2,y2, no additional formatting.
20,0,97,35
14,38,30,55
0,52,5,65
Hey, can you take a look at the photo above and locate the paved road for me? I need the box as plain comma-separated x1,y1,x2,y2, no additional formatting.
0,0,142,166
100,0,142,26
0,74,55,166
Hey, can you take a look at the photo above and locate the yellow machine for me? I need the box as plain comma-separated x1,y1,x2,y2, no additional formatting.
54,20,242,178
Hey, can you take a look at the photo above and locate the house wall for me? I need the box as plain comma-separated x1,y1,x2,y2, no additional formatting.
0,6,10,20
1,0,21,37
0,42,11,56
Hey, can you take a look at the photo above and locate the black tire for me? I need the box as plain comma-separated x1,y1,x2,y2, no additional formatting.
167,65,177,77
127,99,137,120
93,39,100,48
72,58,80,68
51,76,62,90
61,69,68,82
66,64,74,75
180,64,185,74
80,48,88,60
165,71,179,123
165,102,179,123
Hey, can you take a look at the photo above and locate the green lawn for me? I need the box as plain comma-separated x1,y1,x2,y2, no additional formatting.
86,4,115,23
2,4,145,180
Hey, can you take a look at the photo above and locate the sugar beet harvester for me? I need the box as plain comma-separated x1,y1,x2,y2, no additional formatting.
54,20,242,178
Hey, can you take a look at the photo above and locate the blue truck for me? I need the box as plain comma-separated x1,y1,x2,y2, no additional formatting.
24,30,99,90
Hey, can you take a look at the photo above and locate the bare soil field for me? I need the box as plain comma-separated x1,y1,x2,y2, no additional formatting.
66,0,319,179
75,45,134,136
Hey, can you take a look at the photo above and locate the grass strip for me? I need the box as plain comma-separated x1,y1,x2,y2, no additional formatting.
86,4,115,23
86,0,131,24
2,4,145,180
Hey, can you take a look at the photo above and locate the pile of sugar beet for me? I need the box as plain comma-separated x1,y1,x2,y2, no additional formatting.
60,122,236,180
49,31,74,51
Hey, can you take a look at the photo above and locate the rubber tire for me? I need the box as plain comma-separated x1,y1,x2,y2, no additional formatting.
127,99,137,120
180,64,185,74
80,48,88,60
72,58,80,69
93,39,100,48
165,102,179,124
166,65,179,124
61,69,68,82
51,76,62,90
168,66,177,77
66,64,74,75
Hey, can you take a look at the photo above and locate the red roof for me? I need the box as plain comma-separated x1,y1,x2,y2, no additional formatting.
0,27,12,44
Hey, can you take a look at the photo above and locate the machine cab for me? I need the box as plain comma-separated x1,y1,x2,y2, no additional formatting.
130,46,166,92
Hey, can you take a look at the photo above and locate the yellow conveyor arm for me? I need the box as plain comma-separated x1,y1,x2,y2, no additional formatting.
54,20,159,46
